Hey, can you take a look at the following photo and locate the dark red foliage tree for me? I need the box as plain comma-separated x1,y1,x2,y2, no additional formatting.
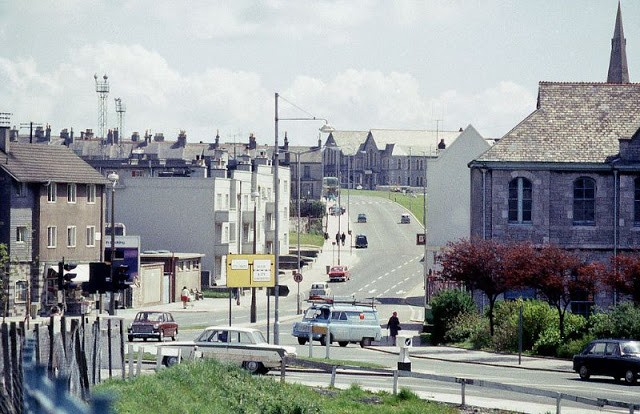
524,245,600,338
437,238,520,336
605,253,640,304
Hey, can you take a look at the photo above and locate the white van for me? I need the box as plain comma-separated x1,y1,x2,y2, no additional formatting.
292,302,382,347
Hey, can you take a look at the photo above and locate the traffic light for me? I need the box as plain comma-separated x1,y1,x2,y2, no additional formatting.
112,264,130,291
86,262,110,294
58,259,78,290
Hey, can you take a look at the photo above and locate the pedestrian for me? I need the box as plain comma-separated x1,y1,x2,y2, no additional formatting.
340,232,346,246
181,286,190,309
336,232,340,245
387,311,401,346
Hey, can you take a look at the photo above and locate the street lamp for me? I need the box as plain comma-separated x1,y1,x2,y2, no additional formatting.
107,171,119,316
422,153,429,309
274,92,333,344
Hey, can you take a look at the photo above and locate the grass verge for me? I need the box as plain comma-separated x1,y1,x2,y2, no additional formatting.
345,189,426,226
94,359,458,414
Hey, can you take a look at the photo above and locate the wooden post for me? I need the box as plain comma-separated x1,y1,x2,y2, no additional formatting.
329,365,337,388
393,370,398,395
1,323,12,404
128,344,134,379
119,318,125,379
48,316,55,376
107,318,113,379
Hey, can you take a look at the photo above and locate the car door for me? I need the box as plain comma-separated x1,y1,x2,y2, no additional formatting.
588,341,607,375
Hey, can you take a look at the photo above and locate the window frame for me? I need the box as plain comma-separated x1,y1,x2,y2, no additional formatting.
47,183,57,203
67,183,77,203
16,226,27,243
15,280,28,303
508,177,533,224
86,226,96,247
67,226,77,248
87,184,96,204
573,177,596,225
47,226,57,248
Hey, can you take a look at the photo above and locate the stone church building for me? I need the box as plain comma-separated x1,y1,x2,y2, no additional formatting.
468,3,640,307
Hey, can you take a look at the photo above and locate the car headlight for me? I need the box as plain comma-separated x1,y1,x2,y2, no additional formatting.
153,323,160,329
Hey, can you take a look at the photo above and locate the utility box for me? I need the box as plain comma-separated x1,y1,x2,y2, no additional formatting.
397,335,412,371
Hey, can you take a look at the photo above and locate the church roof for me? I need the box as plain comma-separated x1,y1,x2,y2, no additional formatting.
607,1,630,84
474,82,640,164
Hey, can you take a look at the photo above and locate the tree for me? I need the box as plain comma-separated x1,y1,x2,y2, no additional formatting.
605,253,640,304
437,238,517,336
523,245,600,338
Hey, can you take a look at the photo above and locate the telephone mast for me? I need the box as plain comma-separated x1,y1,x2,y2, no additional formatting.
94,74,109,142
115,98,126,144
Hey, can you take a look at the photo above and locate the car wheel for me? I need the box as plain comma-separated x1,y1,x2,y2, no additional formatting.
159,330,164,342
143,338,148,342
128,335,134,342
243,361,265,374
297,337,307,345
164,356,180,367
624,369,636,384
360,337,372,348
578,365,590,380
338,341,348,347
319,334,333,346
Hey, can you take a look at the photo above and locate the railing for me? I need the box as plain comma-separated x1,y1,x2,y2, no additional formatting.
282,357,640,414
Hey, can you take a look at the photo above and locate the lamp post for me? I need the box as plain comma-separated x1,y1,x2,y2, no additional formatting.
274,92,334,344
107,171,119,316
422,153,429,308
250,190,259,323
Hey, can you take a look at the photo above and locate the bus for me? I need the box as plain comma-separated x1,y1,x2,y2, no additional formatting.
322,177,339,200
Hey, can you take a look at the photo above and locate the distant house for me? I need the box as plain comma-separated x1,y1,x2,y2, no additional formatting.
0,125,108,317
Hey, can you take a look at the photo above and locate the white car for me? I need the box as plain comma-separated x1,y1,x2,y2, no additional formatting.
156,325,297,374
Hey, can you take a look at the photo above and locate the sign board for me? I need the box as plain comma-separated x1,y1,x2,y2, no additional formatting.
226,254,275,288
105,235,140,283
416,234,426,245
293,272,303,283
267,285,290,297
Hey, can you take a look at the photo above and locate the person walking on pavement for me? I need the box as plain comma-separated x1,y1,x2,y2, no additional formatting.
181,286,190,309
387,311,401,346
340,232,346,246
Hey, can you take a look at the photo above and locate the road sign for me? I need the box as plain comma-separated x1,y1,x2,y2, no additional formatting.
267,285,290,297
416,234,426,245
293,272,303,283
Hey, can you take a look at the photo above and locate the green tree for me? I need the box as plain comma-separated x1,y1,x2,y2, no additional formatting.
430,289,476,344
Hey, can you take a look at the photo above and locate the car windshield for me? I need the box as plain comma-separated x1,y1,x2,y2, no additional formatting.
252,331,267,344
621,341,640,355
303,307,330,320
134,312,163,322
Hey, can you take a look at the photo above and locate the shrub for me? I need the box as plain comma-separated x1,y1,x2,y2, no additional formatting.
589,302,640,339
532,328,562,356
430,289,476,345
445,312,486,344
557,335,594,359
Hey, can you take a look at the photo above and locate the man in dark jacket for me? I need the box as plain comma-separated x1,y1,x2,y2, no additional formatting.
387,311,401,346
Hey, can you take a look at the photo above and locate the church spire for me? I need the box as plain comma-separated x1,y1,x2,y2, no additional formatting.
607,1,630,83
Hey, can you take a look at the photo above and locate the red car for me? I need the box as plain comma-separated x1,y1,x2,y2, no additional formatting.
328,265,351,282
128,311,179,342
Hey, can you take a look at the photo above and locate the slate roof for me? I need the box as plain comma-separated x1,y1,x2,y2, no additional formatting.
0,143,109,184
474,82,640,164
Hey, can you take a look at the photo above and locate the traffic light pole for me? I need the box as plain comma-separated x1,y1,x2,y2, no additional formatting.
109,180,117,316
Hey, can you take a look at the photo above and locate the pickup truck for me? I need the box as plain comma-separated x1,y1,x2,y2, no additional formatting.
328,265,350,282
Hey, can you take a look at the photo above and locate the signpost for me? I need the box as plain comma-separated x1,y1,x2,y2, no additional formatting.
293,272,303,314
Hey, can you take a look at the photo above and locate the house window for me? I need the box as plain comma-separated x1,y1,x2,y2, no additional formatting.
86,226,96,247
47,226,57,248
47,183,57,203
573,177,595,225
508,178,532,223
67,183,77,203
67,226,76,247
87,184,96,203
15,182,26,197
16,226,27,243
15,280,27,303
303,166,311,179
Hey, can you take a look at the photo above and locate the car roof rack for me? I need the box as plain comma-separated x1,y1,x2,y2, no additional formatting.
305,295,378,308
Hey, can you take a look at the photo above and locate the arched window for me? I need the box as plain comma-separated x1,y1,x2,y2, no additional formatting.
634,178,640,225
508,178,532,223
573,177,595,225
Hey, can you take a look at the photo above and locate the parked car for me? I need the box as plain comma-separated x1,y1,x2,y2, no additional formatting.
308,282,332,300
572,339,640,384
400,213,411,224
329,205,345,216
328,265,351,282
355,234,368,248
128,311,178,342
292,302,382,347
157,325,297,374
357,213,367,223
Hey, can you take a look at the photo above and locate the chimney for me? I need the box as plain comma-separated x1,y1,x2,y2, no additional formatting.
35,126,45,142
113,128,119,144
437,139,446,150
177,130,187,147
0,125,9,152
248,132,256,150
318,138,322,148
153,132,165,142
107,129,114,145
283,132,289,151
131,131,140,142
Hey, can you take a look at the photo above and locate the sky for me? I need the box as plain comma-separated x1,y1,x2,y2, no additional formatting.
1,1,638,147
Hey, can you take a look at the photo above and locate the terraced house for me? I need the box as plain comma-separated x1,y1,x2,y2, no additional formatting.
0,124,109,317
